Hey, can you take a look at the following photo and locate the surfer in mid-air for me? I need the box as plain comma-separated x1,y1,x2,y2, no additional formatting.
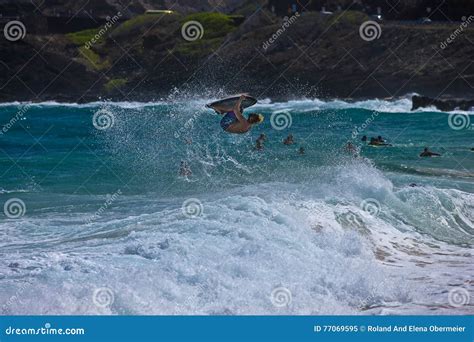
208,95,263,134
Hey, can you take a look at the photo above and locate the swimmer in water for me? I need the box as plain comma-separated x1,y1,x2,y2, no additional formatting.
255,133,266,150
283,134,294,145
369,137,392,146
344,141,358,155
419,147,441,157
179,161,192,176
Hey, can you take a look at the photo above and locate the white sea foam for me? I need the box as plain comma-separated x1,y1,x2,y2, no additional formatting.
0,161,472,315
0,95,472,114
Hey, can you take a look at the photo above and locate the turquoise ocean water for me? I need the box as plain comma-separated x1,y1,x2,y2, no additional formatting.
0,97,472,314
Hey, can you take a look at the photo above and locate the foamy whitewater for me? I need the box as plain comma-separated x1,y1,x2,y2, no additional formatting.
0,97,473,315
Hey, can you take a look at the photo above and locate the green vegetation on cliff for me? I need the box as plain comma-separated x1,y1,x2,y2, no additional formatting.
113,13,178,36
67,28,102,45
182,12,236,38
68,27,110,70
78,47,110,70
176,12,238,56
104,78,128,92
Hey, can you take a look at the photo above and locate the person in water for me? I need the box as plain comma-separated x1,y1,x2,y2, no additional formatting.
255,133,266,150
211,95,263,134
369,137,392,146
283,134,294,145
298,146,305,155
368,137,379,145
179,161,192,176
361,135,367,142
344,141,358,155
420,147,441,157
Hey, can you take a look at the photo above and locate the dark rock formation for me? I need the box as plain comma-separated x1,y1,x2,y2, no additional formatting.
411,95,474,111
0,2,473,102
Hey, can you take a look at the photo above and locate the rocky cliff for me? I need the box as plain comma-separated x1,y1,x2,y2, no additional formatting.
0,2,473,102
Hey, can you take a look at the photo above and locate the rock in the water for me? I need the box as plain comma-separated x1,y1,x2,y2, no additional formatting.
412,95,474,111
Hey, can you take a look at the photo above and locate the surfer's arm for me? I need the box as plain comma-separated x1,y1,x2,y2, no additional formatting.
233,95,246,123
